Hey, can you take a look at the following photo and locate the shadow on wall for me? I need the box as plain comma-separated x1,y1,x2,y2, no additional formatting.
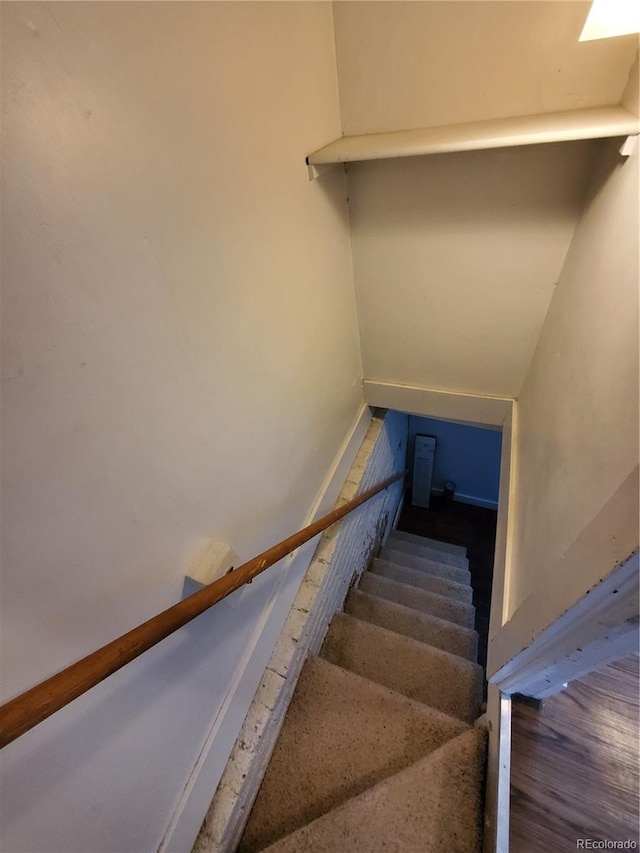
407,416,502,510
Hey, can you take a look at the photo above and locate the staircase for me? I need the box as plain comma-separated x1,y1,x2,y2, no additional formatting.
238,529,487,852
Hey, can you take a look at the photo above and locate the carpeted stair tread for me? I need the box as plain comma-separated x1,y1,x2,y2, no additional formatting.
359,572,476,629
390,529,468,558
371,559,473,603
320,613,483,722
239,656,469,852
386,533,469,569
378,550,471,585
346,590,479,662
262,728,487,853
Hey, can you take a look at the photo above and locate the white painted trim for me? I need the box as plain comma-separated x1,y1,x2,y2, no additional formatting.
482,405,514,853
484,430,640,849
483,550,638,849
306,161,341,181
430,487,498,511
363,379,513,427
619,134,638,157
488,465,639,680
484,441,639,849
495,693,512,853
455,494,498,511
483,466,638,848
307,106,640,165
489,404,517,637
482,685,512,853
158,403,373,853
491,550,639,698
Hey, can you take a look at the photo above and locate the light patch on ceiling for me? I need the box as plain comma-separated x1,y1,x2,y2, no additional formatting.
579,0,640,42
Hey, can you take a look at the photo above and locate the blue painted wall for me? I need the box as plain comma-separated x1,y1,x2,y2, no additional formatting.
408,416,502,509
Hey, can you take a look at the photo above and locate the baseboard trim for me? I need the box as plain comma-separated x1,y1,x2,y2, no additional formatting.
430,487,499,511
157,403,374,853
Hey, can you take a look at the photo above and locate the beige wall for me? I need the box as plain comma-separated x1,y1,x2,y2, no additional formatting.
0,3,362,851
506,141,639,617
348,141,596,398
334,2,637,403
333,1,639,136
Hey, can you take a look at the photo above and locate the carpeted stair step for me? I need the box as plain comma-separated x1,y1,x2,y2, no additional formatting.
379,549,471,585
389,529,467,558
320,613,483,722
345,590,479,662
263,728,487,853
239,656,469,852
359,573,476,629
385,536,469,570
371,559,473,603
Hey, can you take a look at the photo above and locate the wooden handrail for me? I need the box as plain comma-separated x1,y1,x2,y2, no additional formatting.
0,469,405,748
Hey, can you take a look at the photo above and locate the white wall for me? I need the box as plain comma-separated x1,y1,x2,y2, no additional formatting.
0,4,363,852
348,142,596,398
333,1,639,136
505,141,639,617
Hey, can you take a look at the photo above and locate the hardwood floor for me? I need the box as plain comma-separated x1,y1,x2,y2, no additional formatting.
396,491,496,672
510,653,640,852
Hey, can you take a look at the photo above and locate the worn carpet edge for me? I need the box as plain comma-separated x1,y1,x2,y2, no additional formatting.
389,529,468,558
387,533,469,568
375,553,471,585
371,560,473,602
239,655,471,852
345,589,479,662
320,612,483,722
359,572,476,629
262,728,488,853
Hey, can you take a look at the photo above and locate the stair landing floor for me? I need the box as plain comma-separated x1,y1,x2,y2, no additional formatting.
510,653,640,852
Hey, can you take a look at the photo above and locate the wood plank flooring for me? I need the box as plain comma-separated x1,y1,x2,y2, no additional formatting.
510,653,640,852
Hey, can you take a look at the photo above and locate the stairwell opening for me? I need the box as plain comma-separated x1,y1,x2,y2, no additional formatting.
397,413,503,677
